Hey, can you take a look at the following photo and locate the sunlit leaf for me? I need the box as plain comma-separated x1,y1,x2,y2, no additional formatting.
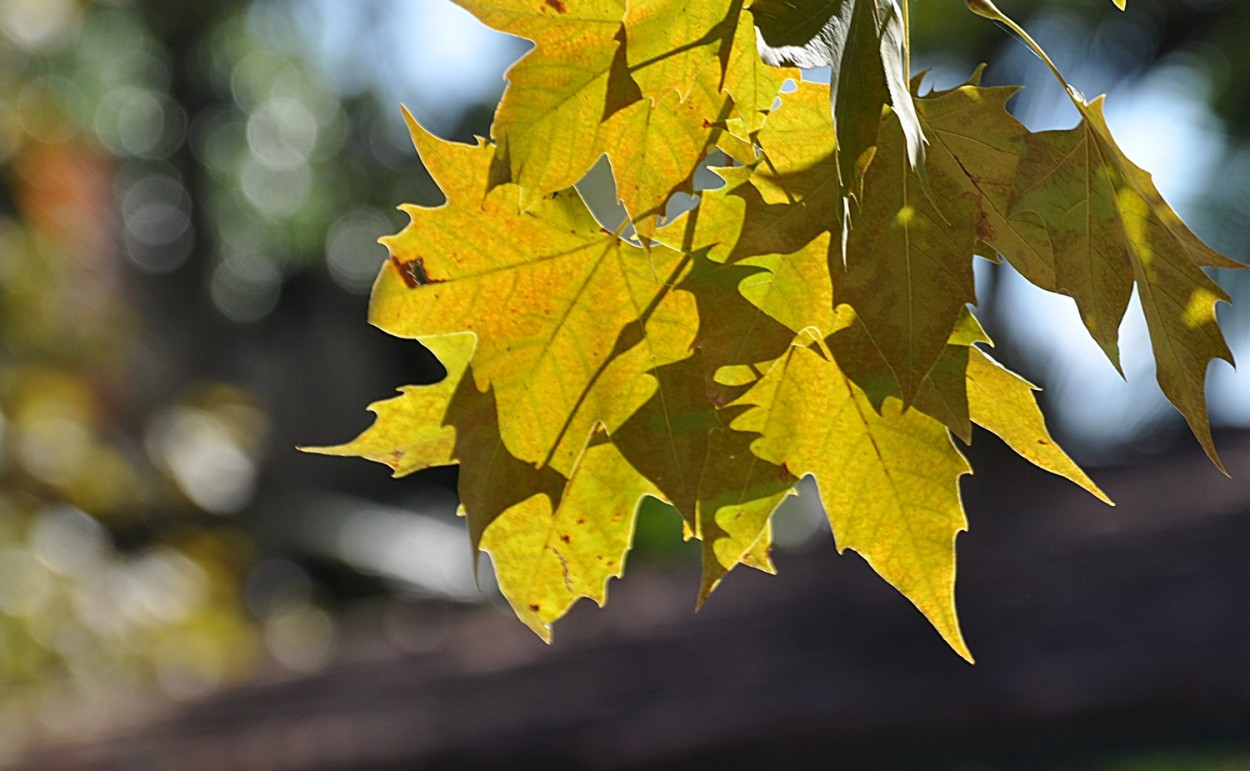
966,347,1111,504
838,110,977,406
753,0,924,199
318,0,1240,655
373,109,696,472
732,339,973,661
482,427,654,640
301,333,475,475
1012,97,1237,468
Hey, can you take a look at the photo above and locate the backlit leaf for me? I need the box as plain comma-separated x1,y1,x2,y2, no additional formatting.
838,110,978,406
373,109,696,472
315,0,1239,656
454,0,628,206
1012,98,1236,468
966,347,1111,504
623,0,737,100
732,339,973,661
601,61,729,236
916,79,1058,290
481,426,654,640
696,424,794,602
301,333,476,475
753,0,924,199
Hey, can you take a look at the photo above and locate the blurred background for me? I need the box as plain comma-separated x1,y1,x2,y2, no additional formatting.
0,0,1247,768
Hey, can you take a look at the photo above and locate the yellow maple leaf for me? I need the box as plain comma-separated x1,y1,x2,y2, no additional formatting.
732,337,974,662
373,108,696,473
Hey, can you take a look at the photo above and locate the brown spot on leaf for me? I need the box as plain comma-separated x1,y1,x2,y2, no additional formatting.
544,0,567,12
976,213,996,243
389,254,435,288
529,603,541,612
1038,439,1051,445
576,517,585,525
560,533,571,544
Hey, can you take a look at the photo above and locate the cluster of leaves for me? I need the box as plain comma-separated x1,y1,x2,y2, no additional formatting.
310,0,1238,660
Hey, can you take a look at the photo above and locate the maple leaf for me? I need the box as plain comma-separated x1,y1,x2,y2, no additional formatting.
838,108,978,406
600,61,732,237
966,347,1110,503
622,0,800,132
656,80,842,269
724,7,797,133
1012,98,1237,468
952,1,1241,468
673,256,807,597
373,108,696,475
732,335,973,661
338,108,703,633
303,330,568,559
315,0,1238,657
315,357,657,641
623,0,739,100
460,0,793,234
611,260,798,598
915,75,1057,290
302,333,475,475
481,426,655,640
453,0,628,205
830,306,987,443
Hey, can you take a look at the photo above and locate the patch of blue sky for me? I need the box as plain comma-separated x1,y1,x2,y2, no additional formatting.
298,0,527,136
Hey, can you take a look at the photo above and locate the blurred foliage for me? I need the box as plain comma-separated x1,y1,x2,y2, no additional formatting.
0,0,449,746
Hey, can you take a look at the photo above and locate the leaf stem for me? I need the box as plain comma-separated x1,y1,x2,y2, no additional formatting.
965,0,1079,103
902,0,911,81
610,216,632,242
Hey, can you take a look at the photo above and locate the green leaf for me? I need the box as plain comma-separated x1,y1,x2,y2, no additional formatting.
753,0,924,199
916,80,1057,291
1011,97,1237,468
838,109,978,406
830,306,988,443
696,424,794,602
612,267,797,598
612,353,720,530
